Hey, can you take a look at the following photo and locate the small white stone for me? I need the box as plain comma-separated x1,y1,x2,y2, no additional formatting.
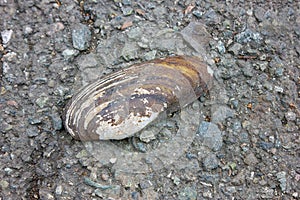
1,30,13,45
292,192,298,198
55,185,63,195
285,111,296,121
109,157,117,164
274,86,283,93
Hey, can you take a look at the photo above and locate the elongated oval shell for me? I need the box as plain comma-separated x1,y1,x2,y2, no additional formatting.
64,56,213,141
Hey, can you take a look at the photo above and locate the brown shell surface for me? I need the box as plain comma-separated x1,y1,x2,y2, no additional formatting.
64,56,213,141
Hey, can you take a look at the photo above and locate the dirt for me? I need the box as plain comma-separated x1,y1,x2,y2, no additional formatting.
0,0,299,199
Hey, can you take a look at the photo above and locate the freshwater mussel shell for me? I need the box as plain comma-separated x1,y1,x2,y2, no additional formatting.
64,56,213,141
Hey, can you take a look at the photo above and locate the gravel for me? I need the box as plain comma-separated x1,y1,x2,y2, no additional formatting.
0,0,299,199
72,24,92,50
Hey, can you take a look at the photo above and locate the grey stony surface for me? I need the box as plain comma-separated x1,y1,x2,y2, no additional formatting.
0,0,299,199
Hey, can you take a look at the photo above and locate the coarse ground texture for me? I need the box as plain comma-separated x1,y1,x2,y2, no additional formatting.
0,0,299,200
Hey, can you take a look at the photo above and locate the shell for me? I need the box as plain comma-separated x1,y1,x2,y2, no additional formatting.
64,56,213,141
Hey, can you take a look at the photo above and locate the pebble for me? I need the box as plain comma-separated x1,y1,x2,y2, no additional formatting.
28,118,42,125
228,43,242,55
1,30,13,46
35,96,49,108
230,99,239,109
55,185,63,195
222,19,231,29
84,177,114,190
221,58,235,68
150,36,177,53
2,62,10,75
139,128,157,143
139,180,153,189
225,186,236,195
257,61,268,71
39,55,51,66
269,57,284,69
235,29,262,44
186,152,197,160
0,122,12,133
3,52,17,62
197,121,223,151
285,112,296,121
62,48,79,60
268,135,275,143
101,173,109,181
127,27,142,39
275,67,283,77
199,172,220,184
47,80,56,88
26,127,39,137
0,86,6,95
36,160,55,177
145,2,156,9
261,187,274,199
259,141,274,150
143,50,157,61
254,7,266,22
202,190,213,198
33,77,48,84
178,187,197,200
232,121,242,131
203,8,220,24
287,7,294,16
24,25,33,34
211,105,234,123
228,162,237,170
203,154,219,170
75,149,88,159
137,40,148,49
172,176,181,185
121,42,139,61
0,180,9,189
72,24,91,50
131,191,139,200
192,10,203,18
153,6,167,19
217,41,226,54
276,171,287,192
292,192,299,198
231,170,245,185
122,0,131,6
242,65,254,77
55,86,69,97
122,7,133,16
98,184,121,197
244,152,258,166
50,112,62,131
4,167,13,175
77,53,99,70
239,132,250,143
274,86,283,93
109,157,117,164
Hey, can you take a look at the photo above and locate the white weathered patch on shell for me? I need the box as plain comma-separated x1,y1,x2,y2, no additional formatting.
96,111,159,140
163,102,168,108
134,88,152,95
141,98,149,104
84,101,112,129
